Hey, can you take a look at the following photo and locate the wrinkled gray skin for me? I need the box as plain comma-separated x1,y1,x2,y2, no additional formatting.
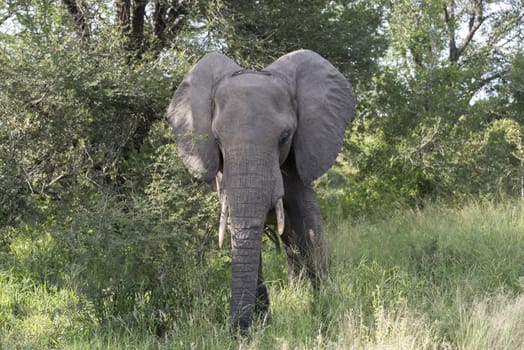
167,50,355,333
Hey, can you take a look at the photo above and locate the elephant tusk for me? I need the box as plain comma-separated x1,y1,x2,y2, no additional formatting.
219,195,229,249
215,172,223,200
275,198,285,236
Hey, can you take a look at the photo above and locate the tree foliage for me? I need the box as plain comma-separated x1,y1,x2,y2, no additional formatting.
328,0,524,213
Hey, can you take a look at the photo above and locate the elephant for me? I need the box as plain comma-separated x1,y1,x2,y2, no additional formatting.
166,49,355,333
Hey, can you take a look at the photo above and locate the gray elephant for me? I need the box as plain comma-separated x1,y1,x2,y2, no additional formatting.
166,49,355,332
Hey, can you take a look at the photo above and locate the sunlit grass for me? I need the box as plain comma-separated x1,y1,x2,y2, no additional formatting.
0,272,94,349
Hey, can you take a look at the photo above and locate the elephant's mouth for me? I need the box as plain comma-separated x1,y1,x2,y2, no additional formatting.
217,193,285,249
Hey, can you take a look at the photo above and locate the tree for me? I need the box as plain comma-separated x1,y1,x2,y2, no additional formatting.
218,0,387,81
0,1,218,332
341,0,524,210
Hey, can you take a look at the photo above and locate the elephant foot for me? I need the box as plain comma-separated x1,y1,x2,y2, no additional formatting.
231,281,269,337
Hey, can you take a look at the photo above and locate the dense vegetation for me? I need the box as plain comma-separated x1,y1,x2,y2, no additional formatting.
1,1,523,348
2,201,523,348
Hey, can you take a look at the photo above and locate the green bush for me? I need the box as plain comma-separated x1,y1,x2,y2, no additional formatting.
0,14,223,334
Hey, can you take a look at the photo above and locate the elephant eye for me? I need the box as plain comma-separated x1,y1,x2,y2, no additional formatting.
279,131,290,145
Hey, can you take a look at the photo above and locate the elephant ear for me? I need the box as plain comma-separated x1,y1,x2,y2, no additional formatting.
166,52,242,183
266,50,356,184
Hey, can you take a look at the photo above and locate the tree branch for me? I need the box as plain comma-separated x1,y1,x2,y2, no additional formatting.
116,0,131,33
445,1,489,63
153,0,166,47
131,0,147,52
444,4,458,62
455,14,488,61
63,0,90,41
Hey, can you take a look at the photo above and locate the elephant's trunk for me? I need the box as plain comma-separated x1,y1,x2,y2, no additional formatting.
229,214,264,331
222,147,283,332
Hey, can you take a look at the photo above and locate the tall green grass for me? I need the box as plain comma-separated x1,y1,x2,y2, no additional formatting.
1,200,523,349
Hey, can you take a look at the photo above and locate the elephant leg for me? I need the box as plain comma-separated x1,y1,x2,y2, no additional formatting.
281,214,308,281
282,168,331,288
254,253,269,319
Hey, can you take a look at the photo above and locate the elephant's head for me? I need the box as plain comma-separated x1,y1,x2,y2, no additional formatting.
167,50,355,332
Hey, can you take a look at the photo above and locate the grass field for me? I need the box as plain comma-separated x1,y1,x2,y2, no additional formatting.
1,200,523,349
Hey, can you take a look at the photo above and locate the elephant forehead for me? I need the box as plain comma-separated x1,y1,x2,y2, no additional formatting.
214,74,294,115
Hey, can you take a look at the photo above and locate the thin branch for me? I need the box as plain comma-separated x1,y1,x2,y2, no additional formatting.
0,13,11,26
418,117,441,152
488,11,524,48
47,173,67,187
